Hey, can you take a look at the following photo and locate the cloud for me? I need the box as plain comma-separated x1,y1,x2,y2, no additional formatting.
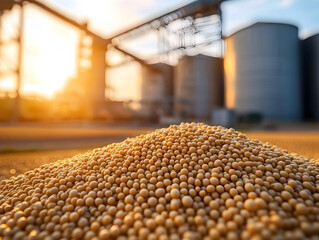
278,0,295,7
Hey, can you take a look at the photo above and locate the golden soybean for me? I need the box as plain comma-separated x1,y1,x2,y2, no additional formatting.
0,123,318,240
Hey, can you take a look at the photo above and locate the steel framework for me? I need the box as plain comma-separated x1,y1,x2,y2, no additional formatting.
0,0,225,120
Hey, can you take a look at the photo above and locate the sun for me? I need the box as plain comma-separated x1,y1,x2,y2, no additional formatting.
30,51,76,98
22,44,77,98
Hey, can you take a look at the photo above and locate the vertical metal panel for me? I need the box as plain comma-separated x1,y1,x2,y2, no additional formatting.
302,34,319,121
175,54,223,120
225,23,302,122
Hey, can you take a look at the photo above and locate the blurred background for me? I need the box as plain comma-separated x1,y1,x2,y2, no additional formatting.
0,0,318,179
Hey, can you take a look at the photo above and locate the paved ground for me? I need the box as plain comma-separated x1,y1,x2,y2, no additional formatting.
0,123,318,180
0,148,93,181
0,123,156,180
0,123,156,151
247,131,319,160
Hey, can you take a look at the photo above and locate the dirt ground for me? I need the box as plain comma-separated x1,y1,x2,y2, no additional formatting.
0,124,318,180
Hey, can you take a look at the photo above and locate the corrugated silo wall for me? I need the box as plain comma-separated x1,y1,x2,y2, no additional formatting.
174,54,223,120
225,23,302,122
302,34,319,121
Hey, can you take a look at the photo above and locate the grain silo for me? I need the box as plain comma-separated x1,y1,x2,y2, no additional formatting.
175,54,223,120
140,63,173,119
224,22,302,122
85,39,107,118
302,33,319,121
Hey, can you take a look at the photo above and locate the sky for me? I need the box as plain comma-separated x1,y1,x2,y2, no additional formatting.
39,0,319,38
223,0,319,39
0,0,318,99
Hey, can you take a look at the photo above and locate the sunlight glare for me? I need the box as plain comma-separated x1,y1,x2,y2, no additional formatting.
224,38,236,109
24,55,75,98
20,4,78,98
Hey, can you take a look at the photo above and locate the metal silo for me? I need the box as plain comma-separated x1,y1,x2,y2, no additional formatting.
175,54,223,120
225,22,302,122
302,33,319,121
140,63,173,119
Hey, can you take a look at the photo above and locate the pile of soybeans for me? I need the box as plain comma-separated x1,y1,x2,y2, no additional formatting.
0,123,319,240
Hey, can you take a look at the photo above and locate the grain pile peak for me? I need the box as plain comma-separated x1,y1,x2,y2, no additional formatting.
0,122,319,240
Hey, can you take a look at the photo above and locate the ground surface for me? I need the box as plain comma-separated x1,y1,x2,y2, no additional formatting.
0,123,318,180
